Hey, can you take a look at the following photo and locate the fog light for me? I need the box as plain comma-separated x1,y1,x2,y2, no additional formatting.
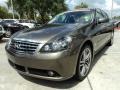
48,71,54,77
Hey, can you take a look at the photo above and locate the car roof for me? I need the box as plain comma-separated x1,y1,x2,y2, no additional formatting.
65,8,95,13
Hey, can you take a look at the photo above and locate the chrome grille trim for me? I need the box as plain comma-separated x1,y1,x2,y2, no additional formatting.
9,39,39,54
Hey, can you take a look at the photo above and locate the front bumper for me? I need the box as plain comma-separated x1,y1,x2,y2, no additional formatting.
6,48,78,81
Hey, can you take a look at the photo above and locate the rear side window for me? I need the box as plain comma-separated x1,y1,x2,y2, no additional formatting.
101,10,109,21
96,9,109,22
97,9,109,21
96,11,104,20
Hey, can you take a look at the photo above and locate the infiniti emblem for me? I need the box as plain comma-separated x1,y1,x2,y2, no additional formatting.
14,43,21,48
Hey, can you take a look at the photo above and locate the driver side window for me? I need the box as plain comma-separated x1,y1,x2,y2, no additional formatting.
77,12,94,23
96,12,104,20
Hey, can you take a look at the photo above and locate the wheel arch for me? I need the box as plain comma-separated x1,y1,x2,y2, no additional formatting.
78,39,94,59
74,39,94,76
82,40,94,54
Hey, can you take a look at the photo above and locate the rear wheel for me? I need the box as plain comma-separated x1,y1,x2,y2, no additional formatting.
107,37,113,46
76,45,93,81
107,30,114,46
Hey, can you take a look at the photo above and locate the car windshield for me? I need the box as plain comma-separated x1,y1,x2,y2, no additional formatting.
49,11,94,24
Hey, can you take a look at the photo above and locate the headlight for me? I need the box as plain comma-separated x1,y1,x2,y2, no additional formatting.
40,36,72,52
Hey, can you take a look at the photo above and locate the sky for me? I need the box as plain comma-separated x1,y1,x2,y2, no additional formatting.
65,0,120,17
0,0,120,17
0,0,7,7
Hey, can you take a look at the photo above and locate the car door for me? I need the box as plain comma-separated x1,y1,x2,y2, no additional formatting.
91,10,108,52
100,10,113,42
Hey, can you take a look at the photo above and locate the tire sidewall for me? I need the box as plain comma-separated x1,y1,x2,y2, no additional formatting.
76,45,93,81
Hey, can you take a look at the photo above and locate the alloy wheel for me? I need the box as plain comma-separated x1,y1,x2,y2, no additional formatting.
79,48,92,77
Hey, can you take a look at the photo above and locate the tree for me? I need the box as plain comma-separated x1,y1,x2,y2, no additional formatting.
7,0,67,23
0,6,8,18
75,2,88,9
113,16,120,19
7,0,34,19
0,6,16,19
51,0,67,16
32,0,67,23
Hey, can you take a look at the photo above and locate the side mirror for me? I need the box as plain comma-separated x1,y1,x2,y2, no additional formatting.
98,18,108,23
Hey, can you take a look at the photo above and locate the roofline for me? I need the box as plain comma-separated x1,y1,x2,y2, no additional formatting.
64,8,97,13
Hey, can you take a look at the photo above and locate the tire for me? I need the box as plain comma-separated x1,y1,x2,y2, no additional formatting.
6,29,12,38
107,31,114,46
75,45,93,81
107,38,113,46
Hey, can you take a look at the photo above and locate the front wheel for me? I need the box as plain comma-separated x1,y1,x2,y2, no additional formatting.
75,45,93,81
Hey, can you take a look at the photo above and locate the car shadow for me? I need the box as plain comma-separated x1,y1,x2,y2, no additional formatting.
0,38,9,43
92,46,109,69
20,74,80,89
20,46,109,89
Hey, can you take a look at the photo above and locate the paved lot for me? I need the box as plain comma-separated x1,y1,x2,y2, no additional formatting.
0,30,120,90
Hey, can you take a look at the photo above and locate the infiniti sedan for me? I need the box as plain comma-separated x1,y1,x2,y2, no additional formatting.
5,8,114,81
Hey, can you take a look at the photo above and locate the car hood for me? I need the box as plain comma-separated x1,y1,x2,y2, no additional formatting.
13,23,84,43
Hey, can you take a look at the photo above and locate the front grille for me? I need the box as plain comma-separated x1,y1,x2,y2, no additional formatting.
9,39,39,54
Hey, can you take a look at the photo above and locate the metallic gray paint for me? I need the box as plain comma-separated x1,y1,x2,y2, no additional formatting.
5,9,114,81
